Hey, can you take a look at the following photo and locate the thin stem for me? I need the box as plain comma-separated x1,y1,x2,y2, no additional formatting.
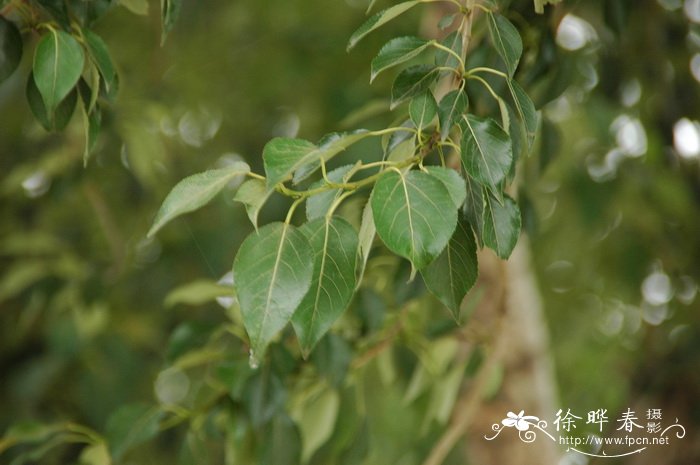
467,74,500,101
466,66,508,79
246,171,266,181
285,198,304,224
326,190,356,219
431,41,465,71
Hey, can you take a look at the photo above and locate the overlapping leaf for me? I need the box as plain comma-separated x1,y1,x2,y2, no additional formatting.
460,115,512,193
347,0,421,50
33,29,85,113
370,36,430,82
508,79,538,149
233,223,314,355
292,217,358,355
438,89,468,141
409,91,438,129
234,179,271,228
483,193,521,259
306,165,355,221
422,218,478,319
391,64,439,109
487,12,522,77
424,166,466,209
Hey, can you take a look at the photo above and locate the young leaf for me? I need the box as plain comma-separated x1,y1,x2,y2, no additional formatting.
422,218,478,320
408,90,438,130
424,166,466,209
483,193,521,259
105,403,164,461
83,29,118,96
391,64,439,109
33,29,85,113
233,222,314,356
508,79,538,149
487,12,523,77
306,164,355,221
460,115,512,193
347,1,421,51
264,137,317,189
0,17,22,84
148,163,250,237
234,178,271,228
437,89,468,141
370,36,431,83
292,217,358,355
371,170,457,271
292,131,369,184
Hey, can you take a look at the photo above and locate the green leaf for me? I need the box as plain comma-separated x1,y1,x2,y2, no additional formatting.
292,217,358,355
508,79,538,150
148,163,250,237
306,164,355,221
120,0,149,15
53,87,77,131
438,13,457,30
391,64,439,109
33,29,85,113
435,30,462,70
83,29,118,96
483,194,521,259
79,442,110,465
292,131,369,184
161,0,182,44
422,218,478,319
424,166,466,209
464,174,484,245
356,200,376,286
263,137,317,189
234,179,271,228
347,1,421,51
26,72,77,131
437,89,468,141
233,222,314,356
289,384,340,463
79,98,101,166
370,170,457,271
261,414,302,465
370,36,430,83
408,90,438,130
165,279,234,308
0,17,22,84
487,12,522,77
106,403,164,461
35,0,70,27
460,115,512,193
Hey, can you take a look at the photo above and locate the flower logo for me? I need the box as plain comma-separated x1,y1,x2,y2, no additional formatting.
502,410,540,431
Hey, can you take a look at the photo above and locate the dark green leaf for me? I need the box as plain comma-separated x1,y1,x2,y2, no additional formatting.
53,87,77,131
261,414,302,465
370,170,457,271
347,1,421,51
437,89,468,141
422,218,478,319
233,222,314,356
26,72,52,131
464,174,484,245
391,64,439,109
460,115,512,193
0,17,22,84
483,194,521,259
83,29,118,97
148,163,251,237
370,36,430,83
80,100,101,166
424,166,466,209
408,90,438,129
106,403,164,460
292,217,358,355
435,31,462,70
35,0,70,27
292,131,369,184
263,137,317,188
487,12,522,77
508,79,538,150
161,0,182,44
33,29,85,113
306,164,355,221
234,179,271,228
356,200,376,285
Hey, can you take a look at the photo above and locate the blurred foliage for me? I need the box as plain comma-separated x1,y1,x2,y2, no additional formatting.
1,0,699,464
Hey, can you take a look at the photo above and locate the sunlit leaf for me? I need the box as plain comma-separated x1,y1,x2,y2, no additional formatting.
148,163,250,237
